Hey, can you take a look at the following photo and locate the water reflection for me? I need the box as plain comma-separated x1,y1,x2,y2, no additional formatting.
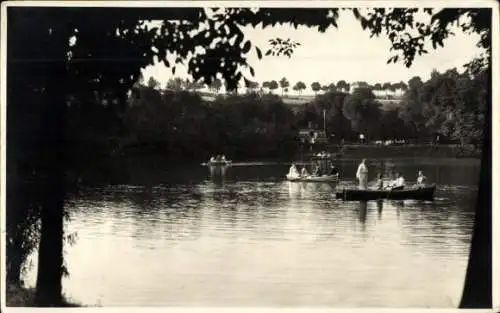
208,164,229,184
376,200,383,219
357,201,368,225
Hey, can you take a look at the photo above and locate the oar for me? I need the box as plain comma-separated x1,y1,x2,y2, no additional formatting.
383,183,397,199
386,187,394,199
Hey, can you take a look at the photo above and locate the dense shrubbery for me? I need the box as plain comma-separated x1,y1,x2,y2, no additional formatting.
121,87,299,160
399,68,487,146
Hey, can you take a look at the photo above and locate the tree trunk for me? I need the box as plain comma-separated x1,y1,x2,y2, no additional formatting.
35,182,65,306
459,66,491,308
34,84,67,307
7,251,23,286
6,178,24,287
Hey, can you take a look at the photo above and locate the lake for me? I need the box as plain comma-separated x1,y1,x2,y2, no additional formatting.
23,157,479,307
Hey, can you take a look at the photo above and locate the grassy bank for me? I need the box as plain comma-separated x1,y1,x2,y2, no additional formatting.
6,284,81,307
334,144,482,159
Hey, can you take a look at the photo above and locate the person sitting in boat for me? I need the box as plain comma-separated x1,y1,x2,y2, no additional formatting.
221,155,227,162
389,172,406,190
210,156,216,163
301,166,309,177
416,170,427,186
216,155,221,161
328,162,339,176
312,162,322,176
375,172,384,190
288,162,300,178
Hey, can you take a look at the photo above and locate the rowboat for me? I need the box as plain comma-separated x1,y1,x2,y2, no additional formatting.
310,153,341,160
202,160,232,166
335,184,436,201
286,173,340,183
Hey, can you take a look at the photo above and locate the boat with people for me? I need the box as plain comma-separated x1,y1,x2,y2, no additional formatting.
285,160,340,183
336,159,436,200
202,155,232,166
335,184,436,201
286,173,340,183
310,151,341,160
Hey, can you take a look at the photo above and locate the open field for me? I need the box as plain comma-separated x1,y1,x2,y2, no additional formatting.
199,91,401,110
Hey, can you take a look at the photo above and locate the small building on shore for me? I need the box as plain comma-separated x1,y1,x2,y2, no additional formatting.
298,125,329,154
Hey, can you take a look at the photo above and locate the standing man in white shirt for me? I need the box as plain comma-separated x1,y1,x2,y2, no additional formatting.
356,159,368,190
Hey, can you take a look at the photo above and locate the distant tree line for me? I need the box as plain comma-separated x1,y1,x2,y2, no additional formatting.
122,87,298,160
296,67,486,146
151,75,411,98
398,68,487,146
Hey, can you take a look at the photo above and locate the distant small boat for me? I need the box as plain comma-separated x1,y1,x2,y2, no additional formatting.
335,184,436,201
202,160,232,166
286,173,340,183
310,153,340,160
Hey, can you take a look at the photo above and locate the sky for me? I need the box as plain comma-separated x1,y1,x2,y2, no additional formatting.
141,9,484,94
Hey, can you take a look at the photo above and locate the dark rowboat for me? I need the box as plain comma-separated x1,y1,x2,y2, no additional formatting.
335,184,436,201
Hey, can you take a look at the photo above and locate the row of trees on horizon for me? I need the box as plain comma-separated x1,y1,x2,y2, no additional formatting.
145,74,411,97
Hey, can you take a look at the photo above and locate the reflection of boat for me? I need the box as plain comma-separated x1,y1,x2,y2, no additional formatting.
209,164,228,175
286,173,339,183
287,181,303,198
335,184,436,201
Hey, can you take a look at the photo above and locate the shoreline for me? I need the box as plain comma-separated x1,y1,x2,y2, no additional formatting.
114,144,482,162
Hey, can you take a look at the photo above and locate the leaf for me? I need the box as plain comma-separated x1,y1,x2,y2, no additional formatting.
243,41,251,53
265,49,272,56
256,47,262,59
172,66,176,75
360,19,367,30
249,66,255,77
352,8,361,19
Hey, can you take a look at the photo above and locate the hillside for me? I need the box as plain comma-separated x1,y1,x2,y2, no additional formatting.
199,92,402,111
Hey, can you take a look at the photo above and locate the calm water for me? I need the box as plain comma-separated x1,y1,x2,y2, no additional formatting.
24,158,479,307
